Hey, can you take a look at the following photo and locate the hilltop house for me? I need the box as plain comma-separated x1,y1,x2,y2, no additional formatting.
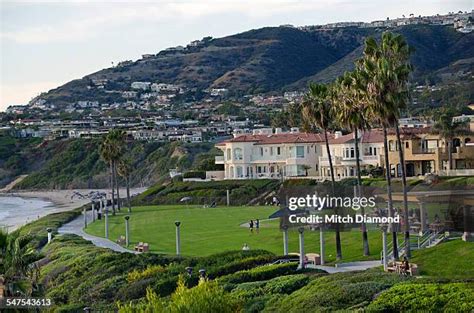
215,128,328,179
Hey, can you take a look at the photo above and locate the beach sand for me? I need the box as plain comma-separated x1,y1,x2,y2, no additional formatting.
0,188,146,231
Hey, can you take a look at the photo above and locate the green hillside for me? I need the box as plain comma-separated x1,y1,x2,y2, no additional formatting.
0,132,217,189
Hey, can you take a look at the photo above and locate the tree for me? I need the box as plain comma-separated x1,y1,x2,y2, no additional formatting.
0,231,40,296
335,70,371,256
118,158,133,213
433,107,469,171
301,82,342,261
359,32,414,260
100,129,126,215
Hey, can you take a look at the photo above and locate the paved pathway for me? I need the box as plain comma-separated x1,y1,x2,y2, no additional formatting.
307,260,381,273
58,209,136,254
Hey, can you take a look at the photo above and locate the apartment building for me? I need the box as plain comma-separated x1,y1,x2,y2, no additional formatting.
215,128,328,179
386,127,474,177
319,130,384,179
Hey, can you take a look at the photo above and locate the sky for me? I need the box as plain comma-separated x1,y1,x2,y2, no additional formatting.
0,0,472,111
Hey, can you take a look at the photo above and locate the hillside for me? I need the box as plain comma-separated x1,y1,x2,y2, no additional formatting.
0,132,218,189
35,24,473,109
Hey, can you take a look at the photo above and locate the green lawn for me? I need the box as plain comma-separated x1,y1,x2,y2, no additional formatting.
411,239,474,279
85,205,384,263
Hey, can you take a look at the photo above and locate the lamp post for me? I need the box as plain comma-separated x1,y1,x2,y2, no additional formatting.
175,221,181,256
124,216,130,247
47,227,52,244
91,201,96,222
320,224,325,265
104,206,109,239
381,223,388,271
298,227,305,269
282,225,289,255
83,206,87,229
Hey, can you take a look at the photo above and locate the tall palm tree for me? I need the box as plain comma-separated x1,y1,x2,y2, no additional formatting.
433,108,469,171
359,33,410,260
100,129,126,215
335,70,371,256
99,136,116,215
301,82,342,260
118,158,133,213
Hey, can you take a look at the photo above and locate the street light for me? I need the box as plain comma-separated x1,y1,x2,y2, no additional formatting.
47,227,52,244
298,227,305,269
124,216,130,247
380,223,389,271
282,225,289,255
175,221,181,256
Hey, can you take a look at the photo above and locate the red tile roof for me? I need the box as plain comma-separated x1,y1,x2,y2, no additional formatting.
216,132,330,146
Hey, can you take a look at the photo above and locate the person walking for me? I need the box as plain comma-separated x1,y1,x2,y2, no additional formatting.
249,220,254,232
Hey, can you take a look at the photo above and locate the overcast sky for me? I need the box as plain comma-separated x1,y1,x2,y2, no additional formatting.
0,0,472,111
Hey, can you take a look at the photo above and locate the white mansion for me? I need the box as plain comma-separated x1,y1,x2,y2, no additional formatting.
215,128,384,180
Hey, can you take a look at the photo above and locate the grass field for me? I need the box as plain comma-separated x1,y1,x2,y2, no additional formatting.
411,239,474,279
85,205,385,263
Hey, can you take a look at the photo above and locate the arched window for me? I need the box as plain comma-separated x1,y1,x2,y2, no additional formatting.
226,148,231,160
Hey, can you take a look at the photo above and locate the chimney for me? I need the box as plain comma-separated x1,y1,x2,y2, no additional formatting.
334,131,342,139
275,127,283,134
290,127,299,133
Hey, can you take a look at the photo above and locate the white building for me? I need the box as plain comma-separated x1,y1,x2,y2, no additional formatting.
215,128,328,179
131,82,151,90
319,130,384,179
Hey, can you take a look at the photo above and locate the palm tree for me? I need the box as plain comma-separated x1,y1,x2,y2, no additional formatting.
118,158,133,213
433,108,469,171
0,231,40,296
100,129,126,215
99,136,116,215
301,82,342,260
335,70,371,256
359,32,413,260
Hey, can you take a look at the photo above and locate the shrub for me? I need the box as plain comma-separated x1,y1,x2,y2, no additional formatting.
183,171,206,179
127,265,167,283
367,283,474,312
218,263,298,285
118,277,240,313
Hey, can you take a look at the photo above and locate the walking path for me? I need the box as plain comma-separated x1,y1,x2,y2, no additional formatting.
307,260,381,273
58,209,136,254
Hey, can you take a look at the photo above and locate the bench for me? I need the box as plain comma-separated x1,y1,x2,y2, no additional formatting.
134,242,150,253
116,236,126,245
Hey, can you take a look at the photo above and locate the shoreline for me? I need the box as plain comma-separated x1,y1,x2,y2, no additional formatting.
0,188,147,231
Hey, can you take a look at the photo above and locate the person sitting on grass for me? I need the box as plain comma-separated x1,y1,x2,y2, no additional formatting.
242,243,250,251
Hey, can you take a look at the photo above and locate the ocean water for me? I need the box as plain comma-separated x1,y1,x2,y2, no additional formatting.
0,196,55,231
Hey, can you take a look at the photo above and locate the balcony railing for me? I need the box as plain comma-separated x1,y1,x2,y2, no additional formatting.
215,156,225,163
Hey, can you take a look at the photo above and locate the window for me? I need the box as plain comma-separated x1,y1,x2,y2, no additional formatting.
234,148,243,160
296,146,305,158
314,146,317,153
270,147,274,156
405,142,409,149
226,148,231,160
260,147,264,156
277,147,281,155
389,140,396,151
307,146,310,154
350,148,355,158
